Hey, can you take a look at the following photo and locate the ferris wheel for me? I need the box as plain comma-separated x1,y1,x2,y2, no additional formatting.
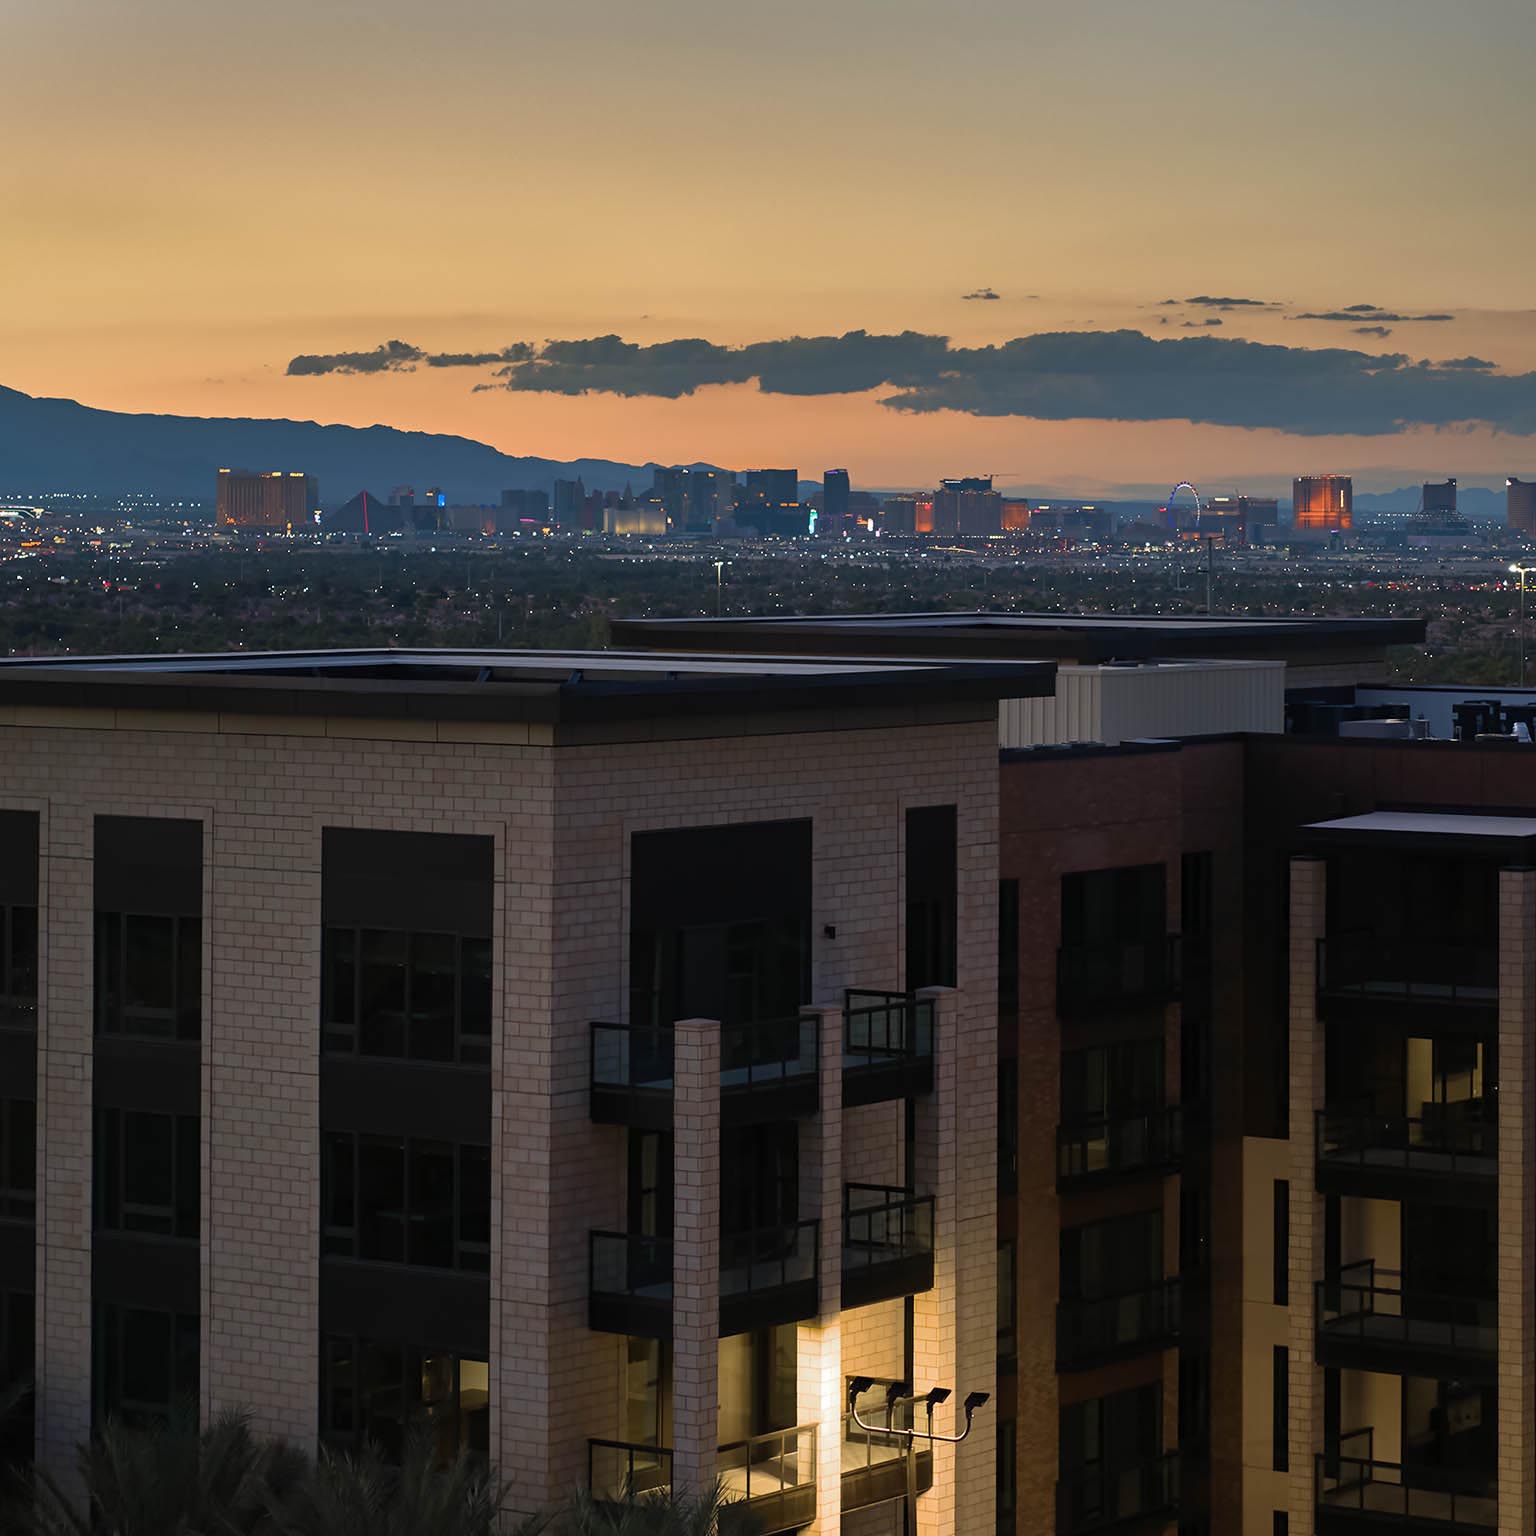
1167,482,1202,529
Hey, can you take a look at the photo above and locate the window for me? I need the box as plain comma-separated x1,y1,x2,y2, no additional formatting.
94,1110,198,1241
0,907,37,1029
1181,852,1214,939
1273,1180,1289,1306
323,929,491,1065
1179,1351,1210,1455
321,1337,488,1464
906,806,957,991
94,913,201,1041
0,1290,34,1468
1059,1383,1162,1477
721,1123,798,1235
1061,1039,1164,1122
322,1133,489,1273
93,1305,198,1428
1272,1345,1289,1473
998,1060,1018,1194
0,1101,34,1223
997,1241,1017,1375
996,1417,1017,1536
1061,1210,1162,1300
1060,865,1166,949
1180,1183,1209,1279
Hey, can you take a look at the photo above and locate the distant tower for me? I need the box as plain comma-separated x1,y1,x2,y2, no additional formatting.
1292,474,1353,532
1510,478,1536,536
823,469,850,535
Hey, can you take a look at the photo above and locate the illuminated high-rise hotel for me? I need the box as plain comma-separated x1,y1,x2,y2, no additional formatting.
1291,474,1352,532
216,469,318,531
1509,477,1536,536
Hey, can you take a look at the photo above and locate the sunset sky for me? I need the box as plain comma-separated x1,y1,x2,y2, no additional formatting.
7,0,1536,495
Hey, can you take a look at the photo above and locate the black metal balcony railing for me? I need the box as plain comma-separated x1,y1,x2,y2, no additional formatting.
841,1382,935,1513
589,1230,673,1337
1317,935,1498,1007
590,1014,820,1126
1316,1429,1496,1532
590,1220,820,1338
588,1437,673,1501
720,1220,820,1334
1056,1452,1180,1534
1056,936,1181,1020
1316,1261,1496,1376
841,1185,935,1309
842,990,935,1106
1057,1105,1183,1187
716,1425,817,1534
588,1428,817,1536
1056,1278,1182,1371
1316,1108,1496,1183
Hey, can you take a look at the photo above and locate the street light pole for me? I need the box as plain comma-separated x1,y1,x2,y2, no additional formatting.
848,1380,989,1536
1510,565,1532,688
714,559,725,618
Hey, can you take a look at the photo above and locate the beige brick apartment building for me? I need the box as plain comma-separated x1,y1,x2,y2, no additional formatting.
0,645,1051,1535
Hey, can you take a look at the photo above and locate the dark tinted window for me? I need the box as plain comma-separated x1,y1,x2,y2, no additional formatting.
1061,1039,1164,1121
906,806,957,990
0,1290,32,1468
0,1101,34,1223
94,914,201,1041
324,929,491,1065
1061,864,1165,948
94,1110,198,1241
323,1133,489,1273
0,908,37,1028
94,1305,198,1428
321,1337,488,1464
1061,1210,1163,1300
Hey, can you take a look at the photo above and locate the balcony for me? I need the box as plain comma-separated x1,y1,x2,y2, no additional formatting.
589,1221,820,1339
843,990,935,1106
1056,1278,1181,1372
1317,1431,1495,1533
1315,1261,1496,1383
841,1185,934,1310
589,1230,671,1338
1057,1106,1182,1189
717,1425,818,1534
1317,936,1497,1017
588,1425,817,1535
1056,1452,1179,1534
590,1014,820,1128
1056,937,1181,1021
1316,1109,1496,1202
841,1381,934,1514
721,1221,820,1336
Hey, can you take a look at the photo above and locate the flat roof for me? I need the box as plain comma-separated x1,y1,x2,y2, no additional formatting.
1301,808,1536,858
609,611,1426,664
0,646,1055,728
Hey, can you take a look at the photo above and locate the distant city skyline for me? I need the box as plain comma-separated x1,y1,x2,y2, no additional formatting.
6,0,1536,490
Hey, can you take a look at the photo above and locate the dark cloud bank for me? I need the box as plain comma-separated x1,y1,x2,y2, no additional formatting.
1294,304,1454,323
287,329,1536,436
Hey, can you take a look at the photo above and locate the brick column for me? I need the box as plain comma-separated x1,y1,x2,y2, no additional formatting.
914,984,995,1536
797,1004,843,1536
1498,867,1536,1536
673,1018,721,1499
204,814,319,1441
36,804,91,1484
1286,856,1326,1536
